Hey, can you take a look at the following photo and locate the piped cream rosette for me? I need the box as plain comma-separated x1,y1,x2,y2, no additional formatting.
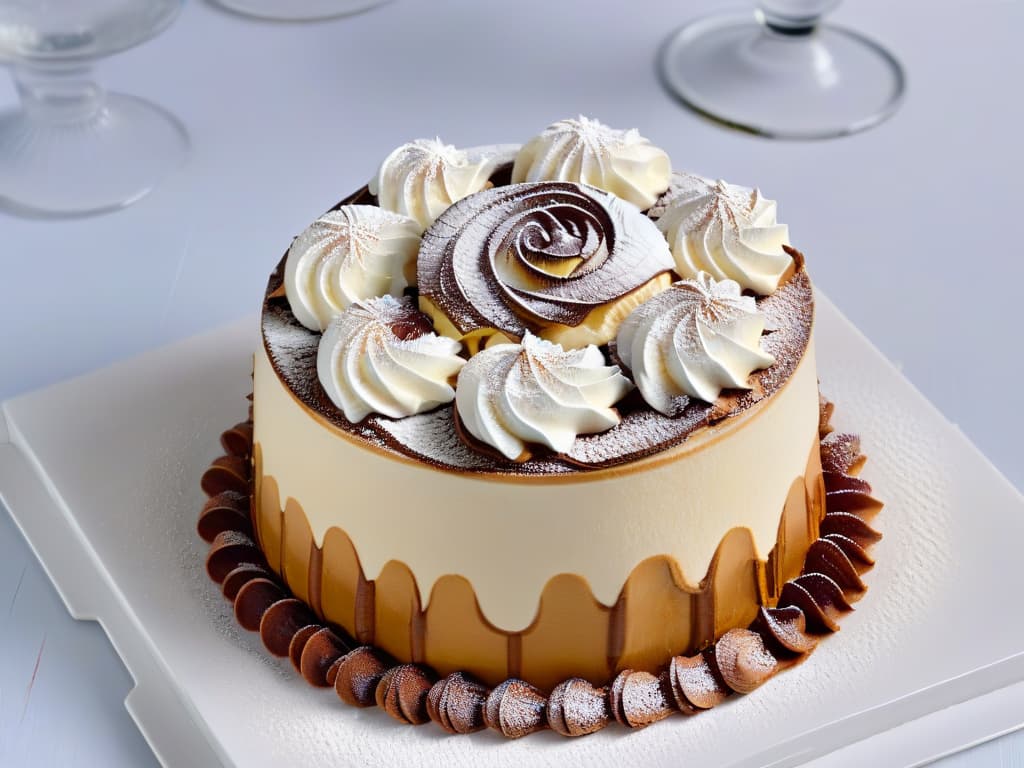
616,272,775,413
512,116,672,211
289,118,795,453
454,332,633,462
370,139,518,230
317,296,465,423
654,173,792,295
284,205,422,333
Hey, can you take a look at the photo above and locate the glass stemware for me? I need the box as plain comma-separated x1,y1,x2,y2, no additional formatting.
659,1,905,140
212,0,387,23
0,0,188,216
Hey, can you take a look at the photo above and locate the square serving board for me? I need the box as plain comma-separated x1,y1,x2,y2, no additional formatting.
2,294,1024,768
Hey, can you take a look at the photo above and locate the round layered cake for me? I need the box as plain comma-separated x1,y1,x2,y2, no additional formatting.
252,117,824,693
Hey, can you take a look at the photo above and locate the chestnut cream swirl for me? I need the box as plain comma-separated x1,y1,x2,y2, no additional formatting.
418,181,673,350
317,296,465,423
455,332,633,461
617,273,775,412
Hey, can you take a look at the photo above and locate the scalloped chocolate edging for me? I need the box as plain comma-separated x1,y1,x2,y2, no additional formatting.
198,396,882,738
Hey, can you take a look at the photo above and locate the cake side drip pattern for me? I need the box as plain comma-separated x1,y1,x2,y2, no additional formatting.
198,395,881,736
236,436,825,691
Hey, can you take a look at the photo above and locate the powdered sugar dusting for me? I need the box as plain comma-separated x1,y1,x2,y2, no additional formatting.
262,246,812,476
375,408,495,471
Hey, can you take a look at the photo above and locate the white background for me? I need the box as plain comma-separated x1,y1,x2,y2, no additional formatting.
1,0,1022,765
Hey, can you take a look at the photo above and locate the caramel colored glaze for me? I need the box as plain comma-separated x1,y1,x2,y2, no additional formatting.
614,559,693,674
373,561,422,663
318,528,359,641
708,527,764,641
282,499,313,606
252,446,282,575
253,437,823,691
518,574,613,692
424,576,509,686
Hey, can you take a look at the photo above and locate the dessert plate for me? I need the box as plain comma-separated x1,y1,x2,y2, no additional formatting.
1,295,1023,768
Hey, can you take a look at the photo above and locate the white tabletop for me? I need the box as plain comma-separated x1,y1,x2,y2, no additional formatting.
1,0,1022,765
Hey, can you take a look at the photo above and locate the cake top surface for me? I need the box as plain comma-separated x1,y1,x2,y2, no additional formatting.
262,117,813,476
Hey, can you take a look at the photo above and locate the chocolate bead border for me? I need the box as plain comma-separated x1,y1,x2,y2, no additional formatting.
198,395,882,738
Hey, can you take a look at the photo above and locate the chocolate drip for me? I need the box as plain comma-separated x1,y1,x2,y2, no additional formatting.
606,594,627,671
307,541,323,618
354,574,375,645
410,608,426,664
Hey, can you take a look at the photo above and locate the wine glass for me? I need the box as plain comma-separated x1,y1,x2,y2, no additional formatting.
0,0,188,217
659,1,905,140
212,0,387,23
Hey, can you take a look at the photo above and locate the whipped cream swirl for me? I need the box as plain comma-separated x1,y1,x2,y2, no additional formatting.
418,181,673,350
370,139,518,229
512,116,671,210
317,296,465,423
616,273,775,412
284,205,421,332
455,332,633,461
655,173,792,296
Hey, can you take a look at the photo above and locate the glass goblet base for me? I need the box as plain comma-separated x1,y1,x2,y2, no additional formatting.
659,12,905,140
0,91,188,217
213,0,386,22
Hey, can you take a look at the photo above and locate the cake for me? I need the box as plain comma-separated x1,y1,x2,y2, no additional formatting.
198,116,883,737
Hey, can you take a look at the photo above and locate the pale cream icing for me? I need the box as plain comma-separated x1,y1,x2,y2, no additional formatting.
370,140,519,229
284,205,421,333
655,174,792,295
454,332,633,460
317,296,465,423
253,336,820,631
617,273,775,413
512,116,671,210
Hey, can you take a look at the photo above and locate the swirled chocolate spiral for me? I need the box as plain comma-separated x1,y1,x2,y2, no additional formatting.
417,181,673,350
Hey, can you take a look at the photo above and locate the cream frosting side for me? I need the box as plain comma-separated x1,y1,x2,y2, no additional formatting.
253,335,820,631
454,332,633,460
512,116,671,210
617,273,775,412
369,140,519,229
317,296,465,423
284,205,421,332
655,174,792,295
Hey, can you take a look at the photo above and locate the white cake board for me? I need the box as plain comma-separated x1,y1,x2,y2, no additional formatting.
2,296,1023,768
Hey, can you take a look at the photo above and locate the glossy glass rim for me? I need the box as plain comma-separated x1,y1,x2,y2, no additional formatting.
657,11,907,141
210,0,389,23
4,0,184,66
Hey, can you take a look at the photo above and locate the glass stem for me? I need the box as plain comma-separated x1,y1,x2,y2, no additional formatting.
14,61,105,123
757,1,839,36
